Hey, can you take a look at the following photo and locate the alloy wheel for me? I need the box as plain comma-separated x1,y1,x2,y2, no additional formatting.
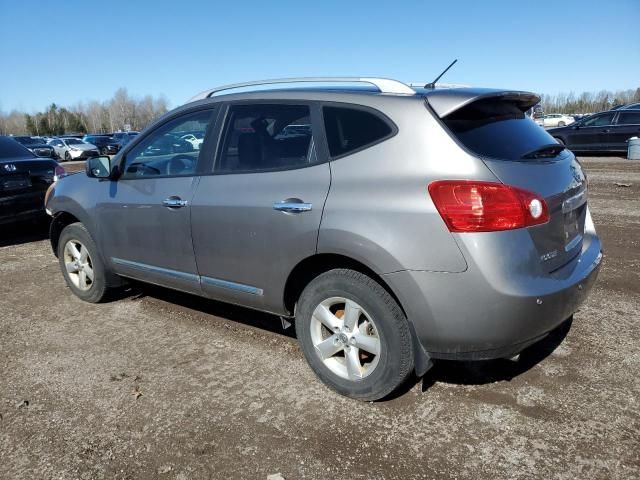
310,297,381,380
63,239,95,291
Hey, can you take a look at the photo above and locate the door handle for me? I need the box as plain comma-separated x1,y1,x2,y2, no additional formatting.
162,197,189,208
600,129,610,133
273,201,312,213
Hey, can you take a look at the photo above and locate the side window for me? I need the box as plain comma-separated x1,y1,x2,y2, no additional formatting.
121,109,213,179
216,104,313,173
323,106,393,157
583,113,614,127
617,112,640,125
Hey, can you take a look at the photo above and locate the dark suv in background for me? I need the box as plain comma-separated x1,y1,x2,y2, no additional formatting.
12,136,56,158
548,109,640,153
82,135,120,155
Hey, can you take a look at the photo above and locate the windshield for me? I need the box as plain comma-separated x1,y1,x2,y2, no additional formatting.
0,137,35,158
441,98,563,161
65,138,83,145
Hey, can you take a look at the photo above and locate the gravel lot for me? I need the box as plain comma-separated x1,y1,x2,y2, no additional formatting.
1,157,639,479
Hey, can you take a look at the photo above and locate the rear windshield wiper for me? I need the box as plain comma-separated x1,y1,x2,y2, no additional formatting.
521,144,565,160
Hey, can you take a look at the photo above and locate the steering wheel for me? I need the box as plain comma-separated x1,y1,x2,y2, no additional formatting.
167,155,195,176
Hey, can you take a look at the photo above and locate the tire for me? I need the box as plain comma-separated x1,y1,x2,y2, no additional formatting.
57,222,110,303
64,151,71,161
555,137,565,145
558,121,565,127
295,269,414,401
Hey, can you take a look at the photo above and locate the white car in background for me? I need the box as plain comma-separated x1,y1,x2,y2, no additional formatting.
48,137,100,161
180,133,204,150
542,113,574,128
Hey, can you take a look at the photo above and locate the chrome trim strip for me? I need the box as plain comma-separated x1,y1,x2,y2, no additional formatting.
201,276,264,296
565,234,583,252
111,258,200,283
562,189,587,213
273,202,313,213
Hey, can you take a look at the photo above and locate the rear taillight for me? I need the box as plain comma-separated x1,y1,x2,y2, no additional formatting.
428,180,549,233
54,164,66,182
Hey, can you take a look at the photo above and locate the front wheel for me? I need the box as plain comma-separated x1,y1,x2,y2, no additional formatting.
295,269,414,401
558,121,566,127
64,151,71,161
57,222,110,303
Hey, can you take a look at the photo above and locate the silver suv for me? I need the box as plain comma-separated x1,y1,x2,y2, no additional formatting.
46,77,602,401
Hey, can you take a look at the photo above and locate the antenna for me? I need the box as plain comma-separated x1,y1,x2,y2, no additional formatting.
424,59,458,89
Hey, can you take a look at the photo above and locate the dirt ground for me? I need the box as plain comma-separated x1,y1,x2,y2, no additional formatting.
1,157,639,480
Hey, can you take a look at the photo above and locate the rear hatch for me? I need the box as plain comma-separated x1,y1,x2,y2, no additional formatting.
0,158,57,202
430,91,587,272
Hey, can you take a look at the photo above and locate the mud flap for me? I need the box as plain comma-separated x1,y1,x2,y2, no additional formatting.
408,321,433,377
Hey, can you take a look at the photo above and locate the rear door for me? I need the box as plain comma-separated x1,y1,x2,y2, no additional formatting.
191,102,330,314
97,108,216,294
439,96,588,272
611,111,640,150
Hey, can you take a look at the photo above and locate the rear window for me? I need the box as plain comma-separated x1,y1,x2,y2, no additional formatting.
617,112,640,125
0,137,35,158
323,106,393,157
441,99,561,161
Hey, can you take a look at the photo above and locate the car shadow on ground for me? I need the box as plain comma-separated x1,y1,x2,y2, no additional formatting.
113,283,571,400
0,219,50,248
118,282,297,339
420,318,572,390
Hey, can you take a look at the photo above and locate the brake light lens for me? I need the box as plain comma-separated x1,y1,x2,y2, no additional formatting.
428,180,549,232
53,164,66,182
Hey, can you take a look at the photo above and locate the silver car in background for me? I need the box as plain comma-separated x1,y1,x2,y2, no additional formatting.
48,137,100,161
45,77,602,401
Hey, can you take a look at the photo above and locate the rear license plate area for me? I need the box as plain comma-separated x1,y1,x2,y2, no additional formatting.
1,174,32,191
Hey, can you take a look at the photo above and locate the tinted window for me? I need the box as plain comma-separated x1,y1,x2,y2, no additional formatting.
122,109,213,178
442,99,561,161
323,106,392,157
582,113,614,127
617,112,640,125
216,104,313,173
0,137,35,158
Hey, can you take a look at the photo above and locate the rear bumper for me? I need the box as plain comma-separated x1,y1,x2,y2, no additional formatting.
384,229,602,360
0,191,48,224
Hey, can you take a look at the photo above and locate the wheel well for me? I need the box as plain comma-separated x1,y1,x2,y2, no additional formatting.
49,212,80,256
283,254,405,317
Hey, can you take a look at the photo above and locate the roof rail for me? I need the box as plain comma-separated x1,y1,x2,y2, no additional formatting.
188,77,416,102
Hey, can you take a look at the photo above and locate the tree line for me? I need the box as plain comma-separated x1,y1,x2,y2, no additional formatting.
540,87,640,114
0,88,169,136
2,86,640,136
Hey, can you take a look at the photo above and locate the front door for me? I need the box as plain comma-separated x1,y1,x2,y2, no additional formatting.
98,108,216,294
567,112,615,151
191,103,331,314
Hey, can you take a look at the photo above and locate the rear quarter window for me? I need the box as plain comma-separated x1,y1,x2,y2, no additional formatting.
323,106,394,158
441,99,561,161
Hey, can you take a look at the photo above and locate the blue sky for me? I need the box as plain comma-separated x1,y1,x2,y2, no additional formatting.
1,0,638,112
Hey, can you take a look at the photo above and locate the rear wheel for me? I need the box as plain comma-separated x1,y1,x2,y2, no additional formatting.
558,121,566,127
295,269,414,401
555,137,565,145
57,223,110,303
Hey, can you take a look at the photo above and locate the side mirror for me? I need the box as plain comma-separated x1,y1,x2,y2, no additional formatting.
86,156,112,179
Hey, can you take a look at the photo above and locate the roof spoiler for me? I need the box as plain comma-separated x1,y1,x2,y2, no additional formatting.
426,89,540,118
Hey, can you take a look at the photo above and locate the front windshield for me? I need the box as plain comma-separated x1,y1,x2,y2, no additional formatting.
65,139,83,145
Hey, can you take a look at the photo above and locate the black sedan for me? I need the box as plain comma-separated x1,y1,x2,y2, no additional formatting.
0,136,65,225
548,109,640,153
12,136,56,158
